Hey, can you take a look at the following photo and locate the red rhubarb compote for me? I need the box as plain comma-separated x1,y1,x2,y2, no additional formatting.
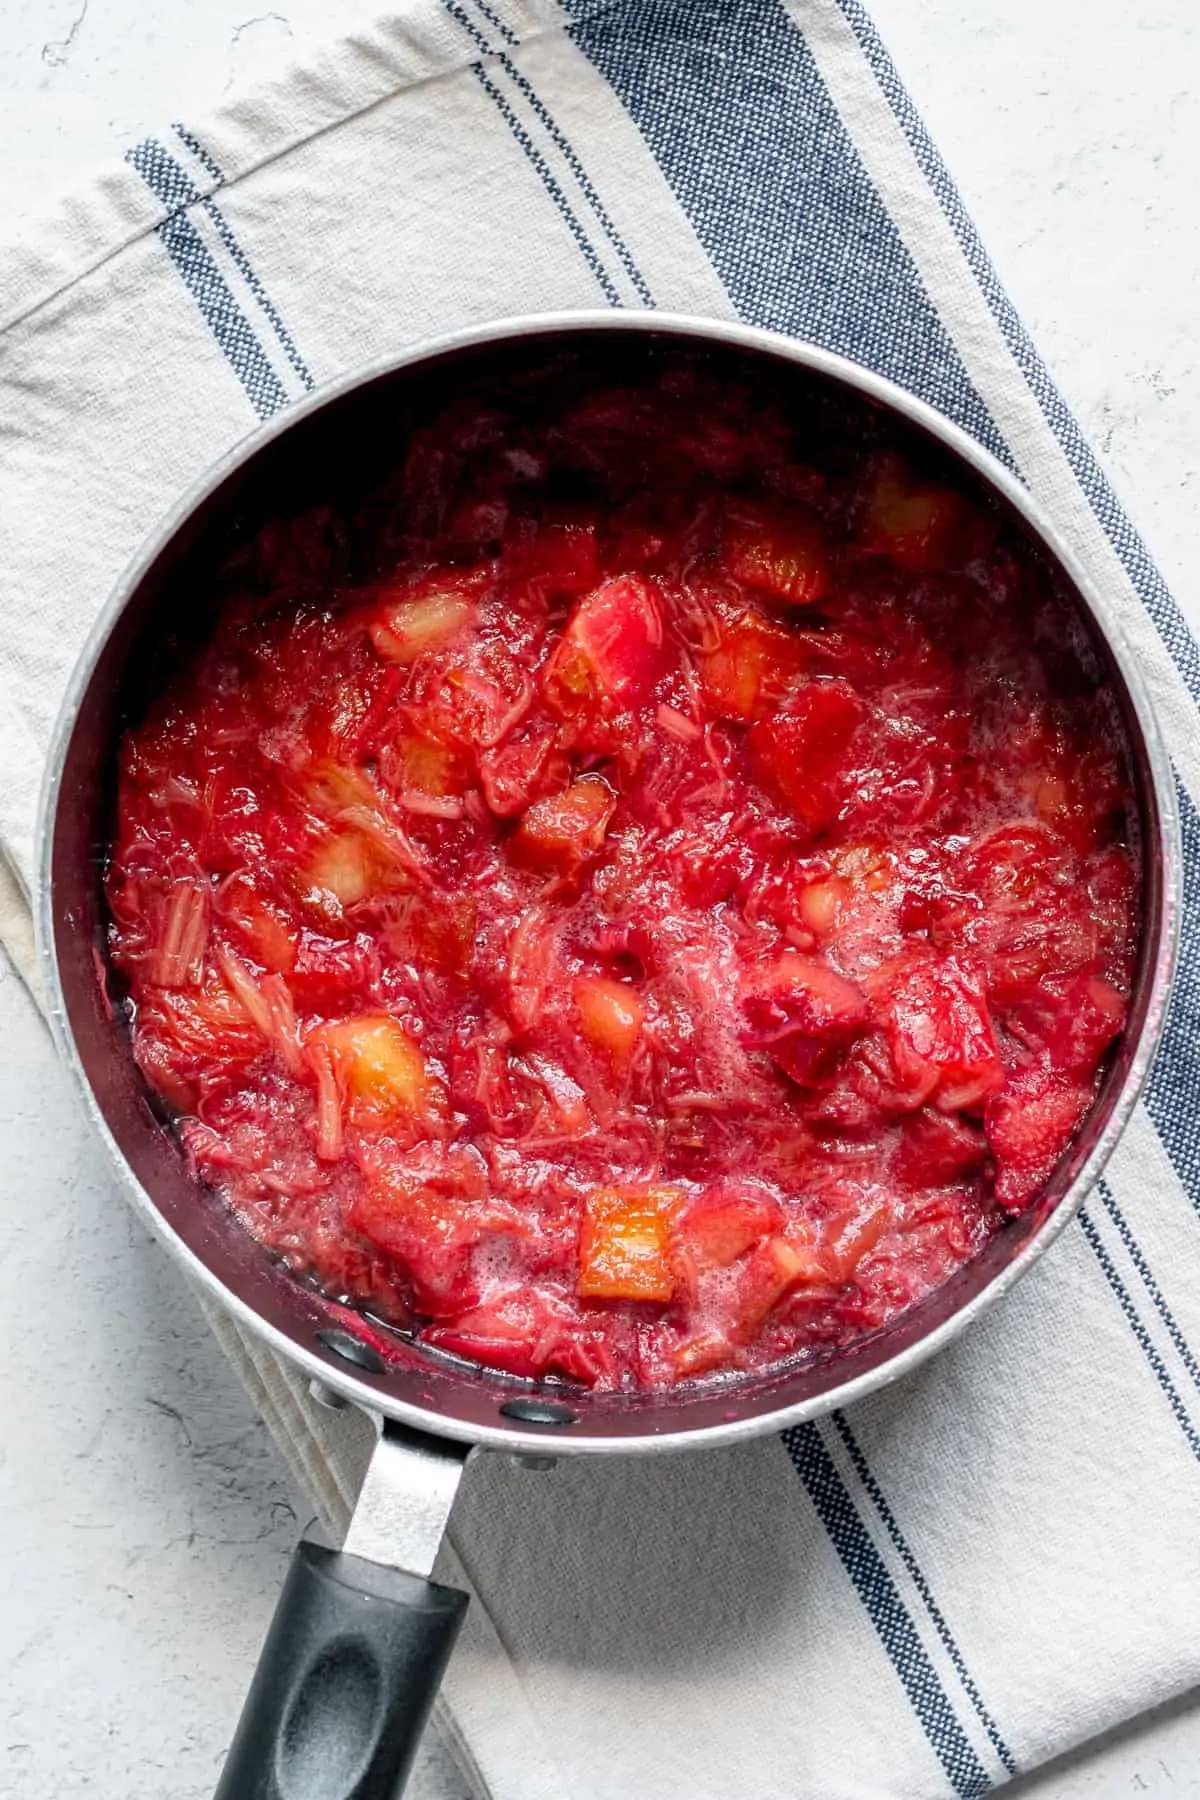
107,357,1138,1390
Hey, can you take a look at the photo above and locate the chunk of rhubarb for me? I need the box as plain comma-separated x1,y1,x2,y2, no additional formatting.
859,455,963,572
574,973,645,1070
986,1073,1092,1212
794,875,850,939
368,588,475,664
723,500,828,606
388,730,469,819
133,973,265,1113
218,949,303,1075
894,1108,989,1187
696,607,808,721
220,881,296,973
577,1184,681,1302
426,1289,613,1385
479,726,570,818
394,733,462,799
741,951,868,1086
349,1143,489,1313
509,775,615,875
378,888,477,980
303,757,380,818
151,878,210,989
503,904,560,1032
428,655,532,752
819,1202,892,1284
542,575,667,742
1005,970,1126,1079
958,820,1069,910
673,1332,736,1379
748,680,866,833
871,952,1004,1112
675,1187,781,1273
301,760,428,889
309,1013,445,1133
732,1237,812,1336
305,829,397,909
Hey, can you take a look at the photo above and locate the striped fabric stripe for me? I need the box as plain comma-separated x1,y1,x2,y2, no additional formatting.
126,135,206,217
1144,783,1200,1206
783,1423,994,1798
470,61,624,305
443,1,651,306
1078,1168,1200,1464
471,0,520,44
126,138,299,419
127,140,290,420
1095,1179,1200,1400
490,51,655,305
167,124,315,395
830,1410,1018,1777
1078,1205,1200,1463
169,119,225,186
193,194,316,393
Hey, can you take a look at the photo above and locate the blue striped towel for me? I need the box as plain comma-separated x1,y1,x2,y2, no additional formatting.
4,3,1200,1795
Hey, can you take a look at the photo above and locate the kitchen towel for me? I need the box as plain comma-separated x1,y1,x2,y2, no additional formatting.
3,2,1200,1795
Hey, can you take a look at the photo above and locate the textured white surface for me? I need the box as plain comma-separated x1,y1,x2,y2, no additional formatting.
2,1,1200,1796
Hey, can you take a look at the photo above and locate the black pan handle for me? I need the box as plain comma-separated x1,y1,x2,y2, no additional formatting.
215,1538,468,1800
216,1420,472,1800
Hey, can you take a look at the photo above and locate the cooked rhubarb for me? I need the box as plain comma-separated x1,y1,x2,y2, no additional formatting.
107,354,1138,1390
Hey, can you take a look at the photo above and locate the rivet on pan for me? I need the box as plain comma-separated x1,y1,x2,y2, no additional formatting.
498,1397,578,1427
316,1328,385,1375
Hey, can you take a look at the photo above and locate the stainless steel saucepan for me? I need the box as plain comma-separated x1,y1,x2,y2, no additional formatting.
37,314,1180,1800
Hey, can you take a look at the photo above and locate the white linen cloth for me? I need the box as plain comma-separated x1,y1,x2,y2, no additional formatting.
4,3,1200,1795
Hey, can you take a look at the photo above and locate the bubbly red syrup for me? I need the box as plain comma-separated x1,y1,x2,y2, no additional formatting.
107,359,1138,1390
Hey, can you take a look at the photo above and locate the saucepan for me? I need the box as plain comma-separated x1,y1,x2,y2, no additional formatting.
37,314,1180,1799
